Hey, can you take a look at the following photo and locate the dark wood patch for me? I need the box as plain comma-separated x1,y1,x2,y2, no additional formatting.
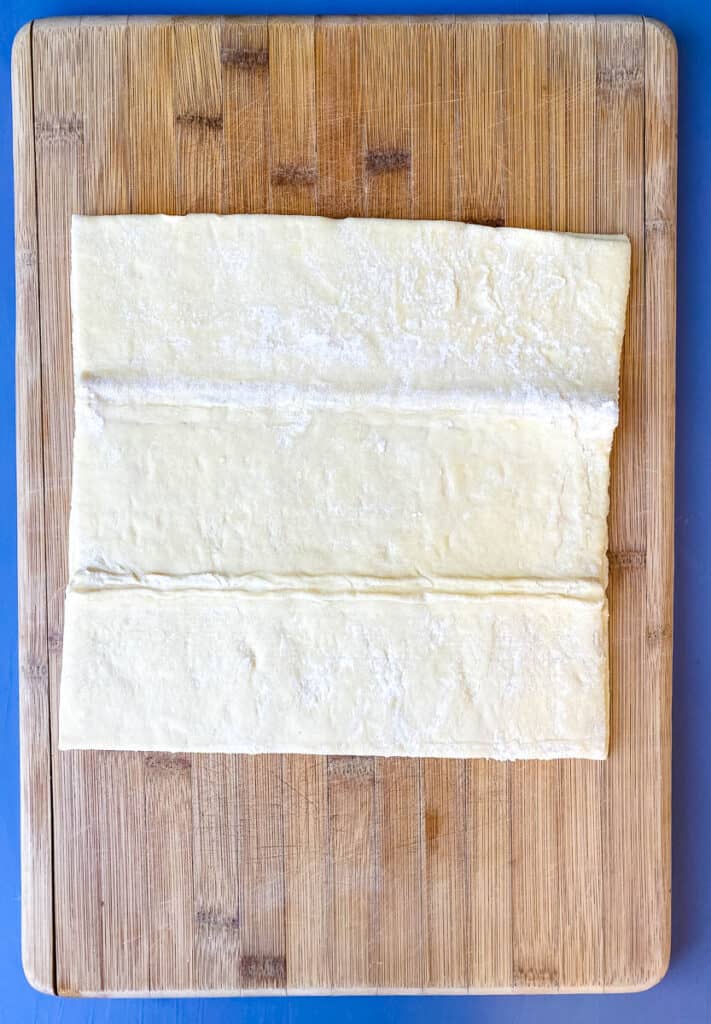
47,631,62,654
175,113,223,131
596,65,644,90
271,163,318,187
365,148,411,175
608,548,647,569
470,216,506,228
425,808,440,844
646,623,672,644
240,954,287,987
22,660,48,691
514,966,560,987
34,114,83,143
221,47,269,69
196,906,240,931
144,752,191,773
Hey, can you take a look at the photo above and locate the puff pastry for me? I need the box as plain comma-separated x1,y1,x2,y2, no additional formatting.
59,214,630,759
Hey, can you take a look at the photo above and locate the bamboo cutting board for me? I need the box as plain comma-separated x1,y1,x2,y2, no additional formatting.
13,15,676,996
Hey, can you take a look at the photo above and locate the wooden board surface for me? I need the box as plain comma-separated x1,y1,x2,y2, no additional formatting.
12,15,676,995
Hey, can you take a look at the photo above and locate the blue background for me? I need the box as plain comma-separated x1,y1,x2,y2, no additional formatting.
1,0,707,1021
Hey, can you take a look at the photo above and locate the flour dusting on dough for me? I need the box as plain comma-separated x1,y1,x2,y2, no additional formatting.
60,215,630,759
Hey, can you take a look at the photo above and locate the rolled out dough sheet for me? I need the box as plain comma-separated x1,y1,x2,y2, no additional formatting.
70,401,615,584
71,214,630,401
60,588,608,760
60,214,630,760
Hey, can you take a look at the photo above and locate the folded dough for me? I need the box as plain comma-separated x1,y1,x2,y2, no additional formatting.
60,214,630,760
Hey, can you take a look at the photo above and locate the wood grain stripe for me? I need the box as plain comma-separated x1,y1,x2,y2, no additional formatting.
642,16,677,989
411,17,467,994
283,756,330,991
363,18,413,219
175,19,245,996
221,17,290,998
32,17,105,997
596,17,652,990
374,758,425,990
268,22,331,991
502,14,561,992
316,18,364,218
191,756,240,991
455,17,504,227
467,762,511,990
129,18,196,993
313,19,375,996
237,756,286,991
82,17,151,995
268,18,317,215
145,753,194,990
127,17,176,214
411,18,456,222
455,16,511,993
174,18,223,214
221,18,270,214
12,20,55,995
327,756,376,991
549,16,605,991
362,18,424,994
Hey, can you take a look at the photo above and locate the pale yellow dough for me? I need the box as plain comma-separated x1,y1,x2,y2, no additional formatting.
69,402,615,583
60,588,608,759
60,214,630,760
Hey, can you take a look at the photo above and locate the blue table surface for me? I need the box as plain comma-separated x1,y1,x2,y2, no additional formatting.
1,0,708,1020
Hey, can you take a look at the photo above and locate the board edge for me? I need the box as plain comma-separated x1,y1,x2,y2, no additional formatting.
12,17,56,997
639,12,678,995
